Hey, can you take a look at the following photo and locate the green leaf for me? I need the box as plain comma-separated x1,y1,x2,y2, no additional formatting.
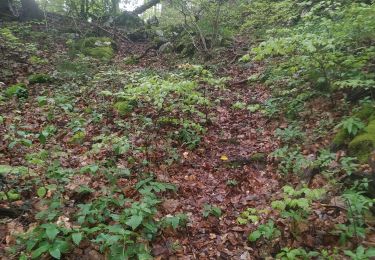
0,165,13,174
366,247,375,257
53,240,70,253
45,224,59,240
248,230,262,242
31,243,50,259
72,233,83,246
138,253,153,260
19,253,28,260
37,187,47,198
38,132,47,144
126,215,143,230
344,250,356,258
49,247,61,259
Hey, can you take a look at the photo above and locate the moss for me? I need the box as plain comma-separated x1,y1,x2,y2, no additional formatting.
28,73,51,84
85,46,114,61
354,104,375,121
114,101,133,116
332,104,375,149
72,37,115,61
5,83,28,98
332,127,350,147
348,120,375,163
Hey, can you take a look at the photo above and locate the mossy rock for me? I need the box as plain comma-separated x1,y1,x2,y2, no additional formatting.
4,83,28,99
354,104,375,121
114,101,134,116
28,73,52,84
348,120,375,163
332,104,375,149
72,37,114,61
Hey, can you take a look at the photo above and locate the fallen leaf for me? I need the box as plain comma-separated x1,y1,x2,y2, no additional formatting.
220,155,229,161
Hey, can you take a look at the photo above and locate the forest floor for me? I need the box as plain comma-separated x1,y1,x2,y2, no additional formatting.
1,22,373,260
150,63,282,259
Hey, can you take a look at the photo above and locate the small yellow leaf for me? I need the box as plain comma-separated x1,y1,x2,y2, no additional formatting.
220,155,228,161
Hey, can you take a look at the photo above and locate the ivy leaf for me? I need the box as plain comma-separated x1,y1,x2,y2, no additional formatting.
126,215,143,230
72,233,83,246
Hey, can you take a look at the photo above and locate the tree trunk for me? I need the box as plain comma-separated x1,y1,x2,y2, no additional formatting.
131,0,161,15
111,0,119,15
0,0,14,19
20,0,43,20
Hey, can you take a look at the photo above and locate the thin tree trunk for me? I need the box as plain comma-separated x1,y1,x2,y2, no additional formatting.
20,0,43,20
0,0,15,19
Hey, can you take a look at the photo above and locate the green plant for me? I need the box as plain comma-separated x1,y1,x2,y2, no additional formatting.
161,214,188,230
275,124,304,143
28,73,52,84
237,208,260,225
340,157,359,176
262,98,279,118
135,176,177,195
344,246,375,260
271,147,312,175
336,117,365,136
247,103,261,112
114,101,134,116
177,122,203,149
4,124,33,149
276,247,319,260
4,83,28,99
202,204,222,218
271,185,325,235
18,223,72,259
226,179,238,186
248,220,280,242
38,125,57,145
232,101,247,110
